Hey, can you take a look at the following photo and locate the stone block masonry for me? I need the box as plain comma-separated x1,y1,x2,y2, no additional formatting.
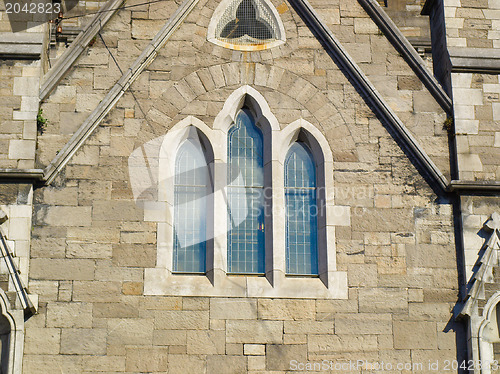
0,61,39,169
15,0,463,371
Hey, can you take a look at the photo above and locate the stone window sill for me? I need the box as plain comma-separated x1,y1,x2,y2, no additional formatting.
144,268,347,299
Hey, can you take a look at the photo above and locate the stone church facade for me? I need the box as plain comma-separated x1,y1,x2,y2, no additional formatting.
0,0,498,372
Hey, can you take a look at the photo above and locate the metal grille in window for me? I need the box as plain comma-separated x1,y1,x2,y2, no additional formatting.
216,0,279,46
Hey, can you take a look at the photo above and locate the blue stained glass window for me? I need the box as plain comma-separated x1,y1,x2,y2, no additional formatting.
285,142,318,275
227,108,265,274
173,139,208,273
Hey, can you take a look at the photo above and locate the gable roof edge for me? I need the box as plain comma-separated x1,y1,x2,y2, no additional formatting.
358,0,452,115
43,0,201,185
289,0,449,192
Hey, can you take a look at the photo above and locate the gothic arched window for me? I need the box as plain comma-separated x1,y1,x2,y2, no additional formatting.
145,86,347,300
173,138,209,273
285,142,318,275
227,108,265,274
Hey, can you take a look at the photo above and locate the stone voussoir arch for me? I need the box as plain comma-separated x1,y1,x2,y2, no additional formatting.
147,62,356,149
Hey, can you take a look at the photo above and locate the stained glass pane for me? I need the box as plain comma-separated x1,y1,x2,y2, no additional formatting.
173,139,208,273
227,109,265,274
285,142,318,275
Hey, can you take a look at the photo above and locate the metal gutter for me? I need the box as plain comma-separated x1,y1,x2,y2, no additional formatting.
358,0,453,115
289,0,450,192
421,0,436,16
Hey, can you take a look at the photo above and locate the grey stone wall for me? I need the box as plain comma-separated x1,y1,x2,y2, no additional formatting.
424,0,500,368
432,0,500,181
23,0,463,371
443,0,500,49
453,72,500,181
311,0,450,179
0,43,41,327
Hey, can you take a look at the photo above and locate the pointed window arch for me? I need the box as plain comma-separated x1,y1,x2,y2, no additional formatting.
227,108,265,274
495,303,500,360
0,314,10,374
207,0,286,51
173,137,210,273
285,142,318,275
479,293,500,373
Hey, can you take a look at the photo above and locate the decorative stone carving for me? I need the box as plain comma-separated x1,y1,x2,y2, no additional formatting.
485,212,500,233
460,212,500,317
0,209,7,225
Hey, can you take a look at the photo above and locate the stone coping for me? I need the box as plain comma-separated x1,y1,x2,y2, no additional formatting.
450,180,500,192
0,169,45,181
449,48,500,74
0,32,43,59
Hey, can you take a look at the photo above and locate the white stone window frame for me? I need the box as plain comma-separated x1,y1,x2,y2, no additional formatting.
478,292,500,374
0,289,24,374
207,0,286,51
160,122,216,277
144,85,348,299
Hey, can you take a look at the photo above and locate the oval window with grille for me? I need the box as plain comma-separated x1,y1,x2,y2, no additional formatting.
208,0,286,51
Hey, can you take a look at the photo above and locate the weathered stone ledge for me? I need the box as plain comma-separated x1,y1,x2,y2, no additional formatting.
449,47,500,74
450,180,500,192
0,169,45,181
0,32,43,59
